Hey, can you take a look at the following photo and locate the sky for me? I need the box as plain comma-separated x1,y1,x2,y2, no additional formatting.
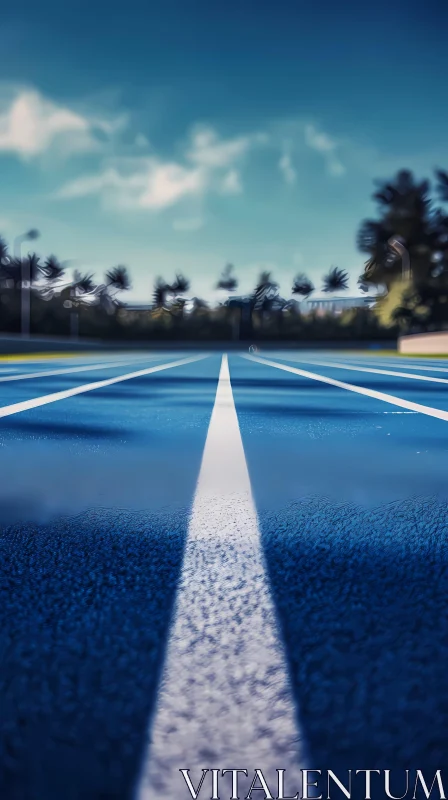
0,0,447,303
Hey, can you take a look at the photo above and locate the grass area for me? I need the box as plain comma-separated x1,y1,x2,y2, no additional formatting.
0,352,106,362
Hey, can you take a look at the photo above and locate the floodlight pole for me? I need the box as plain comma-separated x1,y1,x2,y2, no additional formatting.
14,229,40,338
388,236,411,280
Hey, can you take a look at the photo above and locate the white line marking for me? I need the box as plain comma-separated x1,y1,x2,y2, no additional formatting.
303,357,448,374
270,356,448,385
243,355,448,422
0,355,207,419
137,354,304,799
0,356,159,383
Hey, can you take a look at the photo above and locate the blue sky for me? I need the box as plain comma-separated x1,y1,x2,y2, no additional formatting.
1,0,447,302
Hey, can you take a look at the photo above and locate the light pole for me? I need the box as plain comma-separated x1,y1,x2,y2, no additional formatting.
14,229,40,338
388,236,411,280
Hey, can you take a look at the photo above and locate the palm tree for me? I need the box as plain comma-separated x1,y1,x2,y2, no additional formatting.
169,273,190,296
436,169,448,202
71,270,96,295
24,252,42,284
253,270,279,309
168,273,190,319
63,270,97,338
0,237,15,290
105,265,131,296
292,273,315,298
153,277,170,309
216,263,238,293
42,255,65,283
0,237,9,269
250,270,280,334
358,170,435,291
37,255,66,300
98,265,132,314
322,266,349,293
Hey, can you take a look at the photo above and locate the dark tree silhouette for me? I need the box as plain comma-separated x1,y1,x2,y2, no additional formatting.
0,237,9,267
105,265,131,294
61,270,98,338
191,297,209,312
253,270,279,309
357,170,441,290
292,273,315,298
169,273,190,295
23,253,42,284
153,277,169,308
322,266,349,293
166,273,190,319
71,270,96,295
217,263,238,292
435,169,448,202
0,238,17,289
357,169,448,329
41,255,65,284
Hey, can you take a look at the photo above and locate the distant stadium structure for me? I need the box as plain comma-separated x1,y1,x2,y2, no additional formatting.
299,295,377,314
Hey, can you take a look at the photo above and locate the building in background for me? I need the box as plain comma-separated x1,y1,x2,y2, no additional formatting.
299,295,377,315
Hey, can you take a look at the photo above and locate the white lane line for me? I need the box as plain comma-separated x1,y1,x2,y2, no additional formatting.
0,355,207,419
137,354,305,800
269,356,448,385
0,355,160,383
312,357,448,374
243,355,448,422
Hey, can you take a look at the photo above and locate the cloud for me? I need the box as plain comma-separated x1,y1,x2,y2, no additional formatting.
58,125,263,211
327,158,345,177
58,159,205,209
187,126,254,168
0,87,119,159
304,123,345,177
140,161,205,209
220,169,243,194
279,149,297,185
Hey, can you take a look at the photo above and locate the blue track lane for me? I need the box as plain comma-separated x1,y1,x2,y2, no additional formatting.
1,350,448,799
0,354,219,800
229,353,448,783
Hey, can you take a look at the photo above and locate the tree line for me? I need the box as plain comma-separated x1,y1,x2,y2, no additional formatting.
1,166,447,340
0,233,353,340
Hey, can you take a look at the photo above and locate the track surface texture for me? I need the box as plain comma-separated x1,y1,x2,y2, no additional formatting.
0,350,447,799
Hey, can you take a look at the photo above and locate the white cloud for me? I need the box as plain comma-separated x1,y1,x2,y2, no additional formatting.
279,151,296,185
0,87,118,159
220,169,243,194
58,158,205,209
304,123,345,177
57,167,135,199
58,125,262,212
304,124,336,153
139,161,205,209
187,126,253,168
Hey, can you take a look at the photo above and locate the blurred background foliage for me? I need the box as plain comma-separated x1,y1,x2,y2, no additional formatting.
3,167,448,341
